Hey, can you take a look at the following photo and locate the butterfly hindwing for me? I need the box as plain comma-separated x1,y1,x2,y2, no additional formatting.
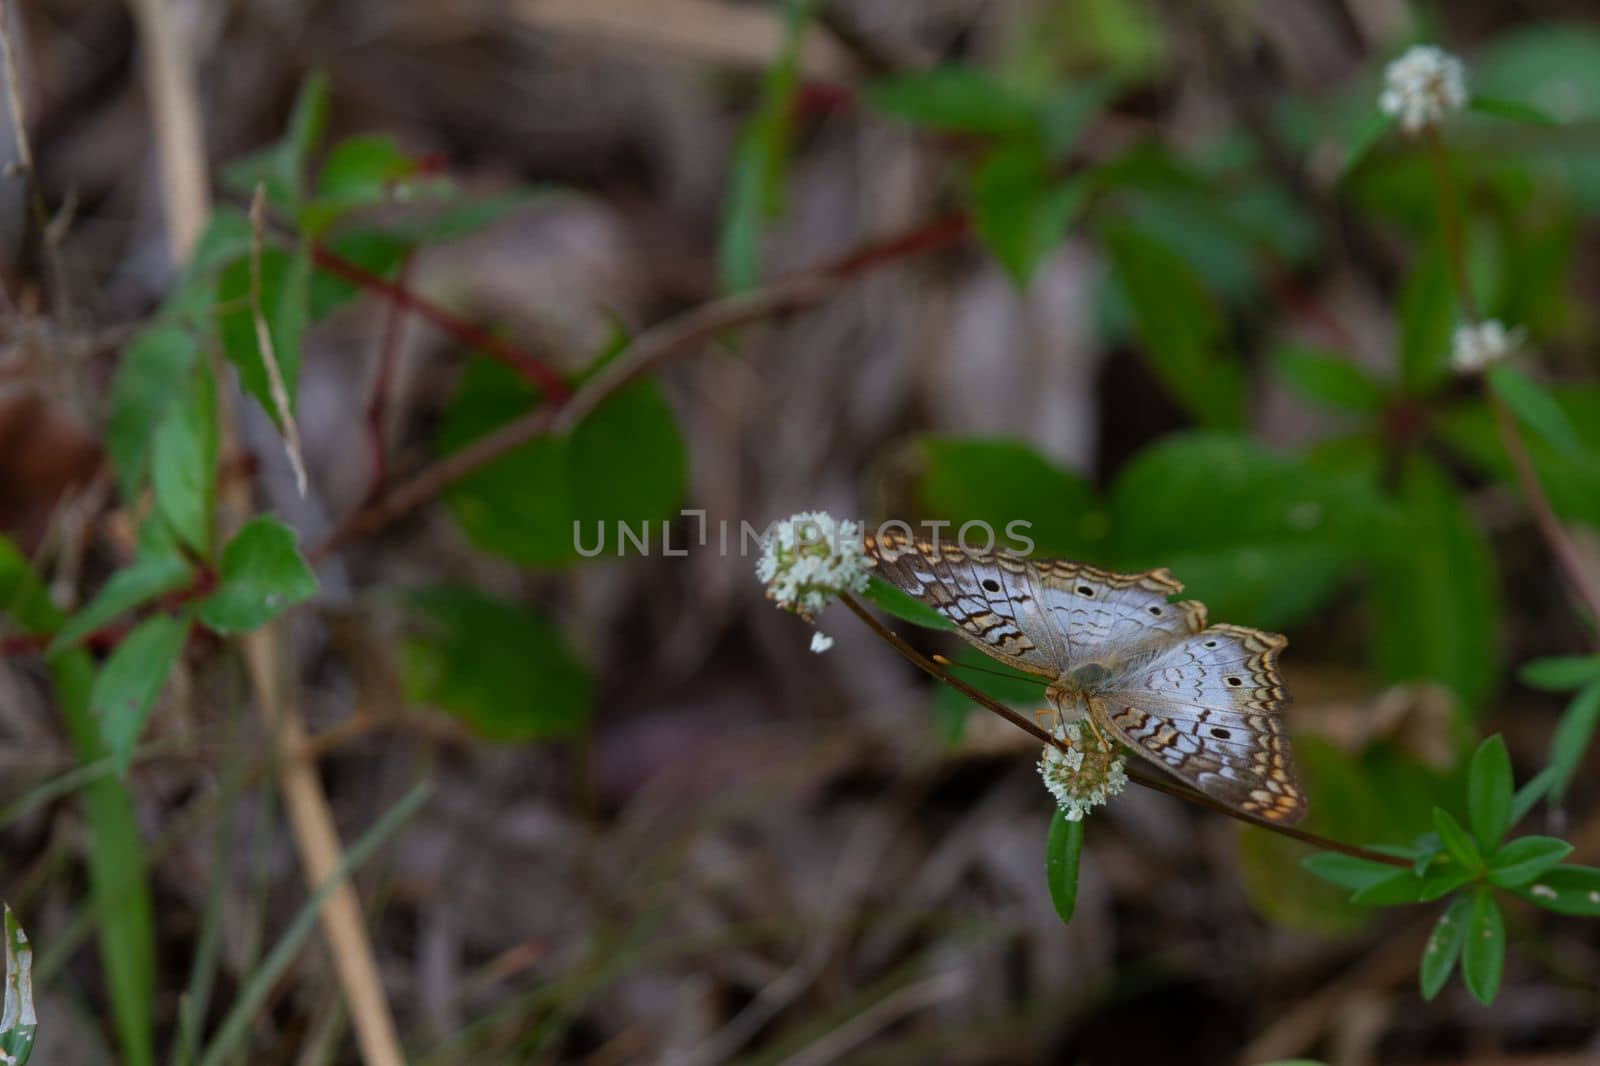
1095,624,1306,823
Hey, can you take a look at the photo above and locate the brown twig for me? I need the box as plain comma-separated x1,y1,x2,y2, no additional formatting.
314,211,972,560
838,593,1410,867
308,242,572,403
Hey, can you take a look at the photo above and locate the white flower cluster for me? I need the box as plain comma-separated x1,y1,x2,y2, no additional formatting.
756,511,871,625
1379,45,1467,135
1038,720,1128,821
1450,319,1523,374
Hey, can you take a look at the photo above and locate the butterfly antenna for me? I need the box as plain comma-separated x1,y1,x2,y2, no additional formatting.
931,654,1050,689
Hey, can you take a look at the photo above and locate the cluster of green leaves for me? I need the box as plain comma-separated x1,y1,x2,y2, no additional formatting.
1305,736,1600,1002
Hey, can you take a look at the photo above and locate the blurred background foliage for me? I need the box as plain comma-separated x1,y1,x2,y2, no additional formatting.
1,0,1599,1062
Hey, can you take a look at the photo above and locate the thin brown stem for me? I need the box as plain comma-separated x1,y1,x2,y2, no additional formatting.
363,251,414,498
1490,393,1600,631
1424,127,1480,323
839,594,1410,868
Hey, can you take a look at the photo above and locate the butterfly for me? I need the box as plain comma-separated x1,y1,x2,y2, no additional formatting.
865,530,1307,823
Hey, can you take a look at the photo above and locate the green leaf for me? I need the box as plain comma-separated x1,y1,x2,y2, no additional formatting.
908,436,1105,559
151,361,219,559
217,240,311,429
48,554,193,655
863,576,954,632
1467,734,1514,849
1546,682,1600,806
0,541,155,1066
1,904,36,1066
1461,887,1505,1004
1511,766,1556,824
439,358,688,567
1045,810,1084,924
1398,247,1457,393
106,325,201,500
220,71,330,213
1417,864,1478,902
1108,433,1380,630
400,587,592,741
1339,110,1392,177
1433,807,1484,872
300,134,416,233
1511,864,1600,915
718,0,810,292
1301,851,1410,894
1350,868,1429,905
197,517,319,634
1101,224,1244,428
931,645,1046,745
972,144,1088,285
863,66,1040,137
1274,345,1389,414
91,613,189,774
1369,457,1499,714
1420,894,1472,1001
1521,655,1600,691
1488,365,1586,456
1487,836,1573,888
1469,94,1561,126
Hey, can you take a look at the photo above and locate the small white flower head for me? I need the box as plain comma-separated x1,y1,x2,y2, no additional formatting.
1379,45,1467,135
810,631,834,654
1037,721,1128,821
1450,318,1523,374
756,511,871,620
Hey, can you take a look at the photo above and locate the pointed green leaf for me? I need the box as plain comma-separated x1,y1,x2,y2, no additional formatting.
1045,809,1084,924
863,66,1040,137
1461,887,1505,1004
220,71,329,212
91,614,189,774
1274,345,1389,414
1487,836,1573,888
1469,94,1560,125
151,362,218,559
107,325,201,499
1301,851,1409,894
1546,682,1600,806
1511,864,1600,916
1467,735,1514,849
197,517,319,634
1420,893,1472,1001
1520,655,1600,691
1417,864,1478,902
1488,364,1585,456
864,576,954,632
1398,247,1456,393
1433,807,1484,872
1511,766,1557,824
972,144,1088,285
1351,868,1429,905
48,555,194,655
217,240,311,430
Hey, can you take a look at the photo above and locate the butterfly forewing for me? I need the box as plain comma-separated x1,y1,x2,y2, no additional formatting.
1097,624,1307,823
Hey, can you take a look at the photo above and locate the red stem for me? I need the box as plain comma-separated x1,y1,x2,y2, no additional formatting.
363,251,414,498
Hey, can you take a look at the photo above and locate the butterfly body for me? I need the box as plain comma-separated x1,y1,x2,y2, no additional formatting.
865,531,1307,823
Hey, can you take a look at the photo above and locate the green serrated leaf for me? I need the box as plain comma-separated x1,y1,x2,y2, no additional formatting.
91,613,189,774
400,586,592,741
1274,345,1389,414
48,554,194,656
863,66,1040,137
1488,365,1586,456
1511,864,1600,915
1045,809,1084,924
197,517,319,634
151,361,218,559
217,240,311,430
1467,735,1514,849
1487,836,1573,888
1461,887,1505,1004
1433,807,1484,872
1420,893,1472,1001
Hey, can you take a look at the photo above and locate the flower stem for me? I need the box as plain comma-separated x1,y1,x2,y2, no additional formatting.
840,594,1410,868
1424,127,1479,322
